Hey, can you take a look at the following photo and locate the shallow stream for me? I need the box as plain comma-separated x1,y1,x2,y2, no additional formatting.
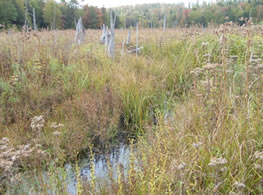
66,143,131,194
6,143,132,194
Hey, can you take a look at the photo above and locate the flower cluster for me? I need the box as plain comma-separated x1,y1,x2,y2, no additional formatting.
30,115,45,133
0,137,47,183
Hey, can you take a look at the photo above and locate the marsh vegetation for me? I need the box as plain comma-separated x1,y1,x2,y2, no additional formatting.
1,24,263,194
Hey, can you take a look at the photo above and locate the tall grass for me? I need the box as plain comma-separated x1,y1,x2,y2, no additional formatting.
1,24,263,193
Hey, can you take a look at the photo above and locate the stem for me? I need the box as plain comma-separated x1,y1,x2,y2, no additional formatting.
245,28,251,106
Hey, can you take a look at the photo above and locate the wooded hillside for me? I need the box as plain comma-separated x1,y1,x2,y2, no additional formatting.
0,0,263,30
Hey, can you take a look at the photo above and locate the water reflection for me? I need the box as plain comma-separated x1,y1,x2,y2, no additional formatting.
66,144,130,195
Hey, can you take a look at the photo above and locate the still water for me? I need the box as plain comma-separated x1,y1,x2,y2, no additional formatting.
66,144,131,195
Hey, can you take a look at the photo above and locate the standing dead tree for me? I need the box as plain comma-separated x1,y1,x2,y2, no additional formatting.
75,17,85,45
126,29,131,45
107,11,116,57
163,15,166,31
33,8,37,31
100,24,110,49
121,39,125,55
127,23,143,55
104,26,109,49
100,24,106,44
136,22,139,56
99,11,116,57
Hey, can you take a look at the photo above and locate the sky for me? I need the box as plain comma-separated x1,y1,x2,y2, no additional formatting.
79,0,210,8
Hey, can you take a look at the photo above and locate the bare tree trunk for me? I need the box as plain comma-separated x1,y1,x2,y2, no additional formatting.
75,17,85,45
100,24,106,44
121,39,125,55
33,8,37,31
126,29,131,45
108,11,116,57
136,22,139,57
163,15,166,31
105,26,109,50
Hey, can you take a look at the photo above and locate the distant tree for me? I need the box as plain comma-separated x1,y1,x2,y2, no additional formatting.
2,1,263,30
114,14,121,28
60,0,79,29
101,7,109,26
256,5,263,22
83,5,98,29
0,0,18,27
30,0,46,28
96,8,104,28
119,10,127,28
167,9,177,27
43,0,62,29
126,15,137,27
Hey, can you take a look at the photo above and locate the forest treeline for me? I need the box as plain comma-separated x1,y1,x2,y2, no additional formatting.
0,0,263,30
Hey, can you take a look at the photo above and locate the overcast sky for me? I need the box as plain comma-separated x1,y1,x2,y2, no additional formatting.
79,0,211,8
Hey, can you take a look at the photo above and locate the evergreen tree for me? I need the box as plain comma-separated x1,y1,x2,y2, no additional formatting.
43,0,62,29
0,0,18,27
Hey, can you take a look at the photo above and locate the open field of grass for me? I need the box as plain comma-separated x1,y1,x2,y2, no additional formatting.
1,24,263,194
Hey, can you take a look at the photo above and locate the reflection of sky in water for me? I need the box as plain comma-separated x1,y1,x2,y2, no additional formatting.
66,144,131,195
5,144,132,195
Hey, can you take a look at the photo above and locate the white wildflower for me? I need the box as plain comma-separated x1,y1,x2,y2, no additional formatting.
234,181,246,189
229,192,238,195
219,166,227,173
30,115,45,132
50,122,64,129
254,151,263,161
255,64,263,70
203,63,220,70
53,131,62,136
201,42,209,46
208,157,228,167
0,137,10,145
192,142,202,149
177,162,186,170
254,163,263,170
